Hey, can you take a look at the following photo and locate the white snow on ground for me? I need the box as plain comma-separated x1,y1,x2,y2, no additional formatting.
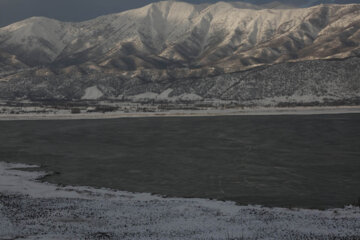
0,161,359,240
130,92,159,101
81,86,104,100
129,91,203,102
158,88,174,99
177,93,203,101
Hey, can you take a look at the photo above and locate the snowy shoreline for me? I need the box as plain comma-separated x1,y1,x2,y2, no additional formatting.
0,161,359,239
1,106,360,121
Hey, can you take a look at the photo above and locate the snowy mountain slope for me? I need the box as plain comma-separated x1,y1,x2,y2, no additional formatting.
0,1,360,73
1,57,359,105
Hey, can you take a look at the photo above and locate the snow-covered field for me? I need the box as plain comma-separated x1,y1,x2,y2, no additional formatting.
0,161,359,239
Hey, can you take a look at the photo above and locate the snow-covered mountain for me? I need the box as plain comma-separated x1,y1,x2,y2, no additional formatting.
1,1,359,73
243,0,360,8
0,1,359,104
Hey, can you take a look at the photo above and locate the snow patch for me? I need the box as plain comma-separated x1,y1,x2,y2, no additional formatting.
158,88,173,99
81,86,104,100
177,93,203,101
130,92,159,101
129,90,203,102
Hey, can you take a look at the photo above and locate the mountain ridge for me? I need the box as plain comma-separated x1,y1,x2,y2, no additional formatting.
1,0,360,28
1,1,360,74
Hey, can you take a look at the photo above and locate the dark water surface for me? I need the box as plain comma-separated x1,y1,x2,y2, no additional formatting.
1,114,360,208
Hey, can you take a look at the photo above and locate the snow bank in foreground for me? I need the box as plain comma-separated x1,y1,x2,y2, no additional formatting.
0,162,359,240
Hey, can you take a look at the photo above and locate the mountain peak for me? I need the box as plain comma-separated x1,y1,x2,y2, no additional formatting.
2,16,58,32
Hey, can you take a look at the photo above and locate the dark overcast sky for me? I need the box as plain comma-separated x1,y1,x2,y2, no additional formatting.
0,0,236,27
0,0,359,27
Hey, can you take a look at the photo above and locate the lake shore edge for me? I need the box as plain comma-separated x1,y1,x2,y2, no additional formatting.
1,105,360,121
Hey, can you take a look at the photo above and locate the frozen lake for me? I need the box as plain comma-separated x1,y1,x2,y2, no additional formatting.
1,114,360,208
